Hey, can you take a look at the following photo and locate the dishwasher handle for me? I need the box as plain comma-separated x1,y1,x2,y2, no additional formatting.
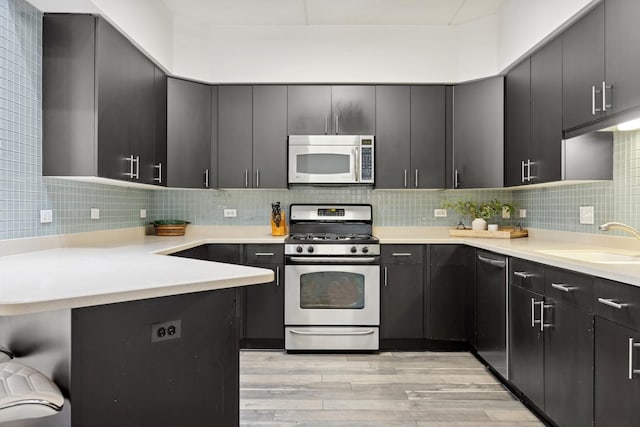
477,254,506,268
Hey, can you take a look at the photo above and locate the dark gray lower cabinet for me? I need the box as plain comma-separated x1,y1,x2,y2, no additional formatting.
71,289,239,427
428,245,475,342
509,283,545,409
243,245,284,347
380,245,424,341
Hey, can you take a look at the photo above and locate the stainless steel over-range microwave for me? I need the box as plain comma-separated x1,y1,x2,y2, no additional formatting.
287,135,375,185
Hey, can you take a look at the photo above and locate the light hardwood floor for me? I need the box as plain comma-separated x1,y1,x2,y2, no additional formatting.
240,350,544,426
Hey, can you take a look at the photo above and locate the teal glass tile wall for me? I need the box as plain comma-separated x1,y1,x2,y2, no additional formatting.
0,0,152,240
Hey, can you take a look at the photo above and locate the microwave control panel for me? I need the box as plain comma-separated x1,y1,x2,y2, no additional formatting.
360,140,374,183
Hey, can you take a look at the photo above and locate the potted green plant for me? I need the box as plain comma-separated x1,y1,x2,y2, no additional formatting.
478,199,514,231
441,198,514,230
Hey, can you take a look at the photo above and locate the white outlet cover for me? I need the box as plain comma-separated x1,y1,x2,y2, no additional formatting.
579,206,595,225
40,210,53,223
519,209,527,218
90,208,100,220
434,209,447,218
140,209,147,218
502,206,511,219
224,208,237,218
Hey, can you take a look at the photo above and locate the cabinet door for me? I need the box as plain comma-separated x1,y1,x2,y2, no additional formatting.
331,85,375,135
530,37,562,184
562,3,605,130
167,78,211,188
605,0,640,116
453,77,504,189
509,285,544,409
218,85,253,188
207,244,242,264
374,86,410,189
153,66,167,186
595,317,640,426
96,18,133,181
287,86,332,135
544,301,593,427
411,86,445,189
428,245,474,341
504,58,530,187
381,246,424,339
252,86,287,188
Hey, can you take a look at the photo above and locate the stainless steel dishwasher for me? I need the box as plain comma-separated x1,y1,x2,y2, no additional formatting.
476,250,509,379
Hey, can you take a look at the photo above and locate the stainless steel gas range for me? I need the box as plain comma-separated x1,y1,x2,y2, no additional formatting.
284,204,380,351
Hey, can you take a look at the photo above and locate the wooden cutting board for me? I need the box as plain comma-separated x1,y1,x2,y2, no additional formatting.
449,227,528,239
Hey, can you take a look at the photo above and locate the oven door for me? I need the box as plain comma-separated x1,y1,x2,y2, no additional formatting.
284,260,380,326
288,145,358,184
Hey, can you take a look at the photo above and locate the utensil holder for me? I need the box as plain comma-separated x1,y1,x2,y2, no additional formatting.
271,211,287,236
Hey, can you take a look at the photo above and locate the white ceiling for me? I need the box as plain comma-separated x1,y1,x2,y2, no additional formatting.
161,0,505,26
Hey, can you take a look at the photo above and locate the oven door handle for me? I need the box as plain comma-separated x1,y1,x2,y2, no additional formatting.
288,329,376,336
288,257,379,263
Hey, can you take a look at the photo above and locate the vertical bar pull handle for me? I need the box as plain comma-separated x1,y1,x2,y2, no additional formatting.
134,156,140,179
384,267,388,287
324,116,328,135
204,169,210,188
628,338,640,380
275,266,280,287
245,169,249,188
531,297,536,328
403,169,408,188
256,169,260,188
415,169,419,188
592,85,597,115
125,155,135,178
521,160,525,183
335,115,339,135
154,163,162,183
454,169,460,189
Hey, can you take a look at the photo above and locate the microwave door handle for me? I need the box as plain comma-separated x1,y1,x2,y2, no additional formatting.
354,147,360,182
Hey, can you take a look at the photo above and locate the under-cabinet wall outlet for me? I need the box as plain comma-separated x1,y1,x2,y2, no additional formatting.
434,209,447,218
519,209,527,218
90,208,100,220
224,208,237,218
151,320,182,343
40,210,53,223
140,209,147,219
579,206,595,225
502,206,511,219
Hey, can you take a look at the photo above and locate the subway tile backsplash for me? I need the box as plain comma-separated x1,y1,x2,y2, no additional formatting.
2,0,640,241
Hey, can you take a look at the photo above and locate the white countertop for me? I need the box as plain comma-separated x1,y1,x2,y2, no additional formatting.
2,224,640,315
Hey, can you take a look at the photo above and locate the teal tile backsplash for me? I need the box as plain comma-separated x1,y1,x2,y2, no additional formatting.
2,0,640,241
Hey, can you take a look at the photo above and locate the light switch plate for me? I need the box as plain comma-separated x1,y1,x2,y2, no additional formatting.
434,209,447,218
580,206,594,225
40,210,53,223
90,208,100,220
140,209,147,218
224,208,237,218
519,209,527,218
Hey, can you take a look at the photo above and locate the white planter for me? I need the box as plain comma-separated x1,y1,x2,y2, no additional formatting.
471,218,487,231
488,224,499,231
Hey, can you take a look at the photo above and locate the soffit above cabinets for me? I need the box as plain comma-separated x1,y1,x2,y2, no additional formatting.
161,0,505,26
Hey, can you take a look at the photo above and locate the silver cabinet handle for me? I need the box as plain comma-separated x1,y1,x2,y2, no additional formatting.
533,300,551,331
384,266,388,287
134,155,140,179
531,297,536,328
403,169,408,188
527,159,535,182
592,85,597,115
245,169,249,188
256,169,260,188
415,169,419,188
454,169,460,188
324,116,328,135
392,253,412,257
629,338,640,379
602,81,612,112
204,169,210,188
335,114,339,135
125,155,135,178
598,297,626,310
289,257,378,263
551,283,573,293
477,255,506,268
514,271,534,279
521,160,526,183
255,252,275,256
289,329,375,336
153,163,162,183
275,266,280,287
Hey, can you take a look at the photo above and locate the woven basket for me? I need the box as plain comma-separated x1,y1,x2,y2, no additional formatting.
153,220,190,236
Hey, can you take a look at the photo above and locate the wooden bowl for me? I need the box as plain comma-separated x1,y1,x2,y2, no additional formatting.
153,220,190,236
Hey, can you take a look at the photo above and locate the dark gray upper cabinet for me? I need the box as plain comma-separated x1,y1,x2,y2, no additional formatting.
562,3,605,131
153,66,167,186
252,86,288,188
218,86,253,188
375,86,445,189
530,36,562,184
505,58,531,187
375,86,410,188
452,77,504,189
605,0,640,116
411,86,446,189
218,86,287,189
43,15,164,186
287,85,375,135
167,78,214,188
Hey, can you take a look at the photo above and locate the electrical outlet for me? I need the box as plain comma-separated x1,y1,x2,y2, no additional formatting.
140,209,147,219
434,209,447,218
519,209,527,218
90,208,100,220
502,206,511,219
151,320,182,343
40,210,53,223
579,206,595,225
223,208,237,218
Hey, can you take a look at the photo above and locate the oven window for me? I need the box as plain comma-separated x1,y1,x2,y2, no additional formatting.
299,272,365,309
297,153,350,175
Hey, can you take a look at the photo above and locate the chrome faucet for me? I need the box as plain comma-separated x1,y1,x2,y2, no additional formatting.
599,222,640,240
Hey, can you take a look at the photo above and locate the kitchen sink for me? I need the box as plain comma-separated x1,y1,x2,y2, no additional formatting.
536,249,640,264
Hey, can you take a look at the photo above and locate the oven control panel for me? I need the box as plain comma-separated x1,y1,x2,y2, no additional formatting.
285,244,380,256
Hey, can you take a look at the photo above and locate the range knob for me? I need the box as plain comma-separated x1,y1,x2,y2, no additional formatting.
307,246,314,253
296,246,303,253
351,246,357,253
362,246,369,254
